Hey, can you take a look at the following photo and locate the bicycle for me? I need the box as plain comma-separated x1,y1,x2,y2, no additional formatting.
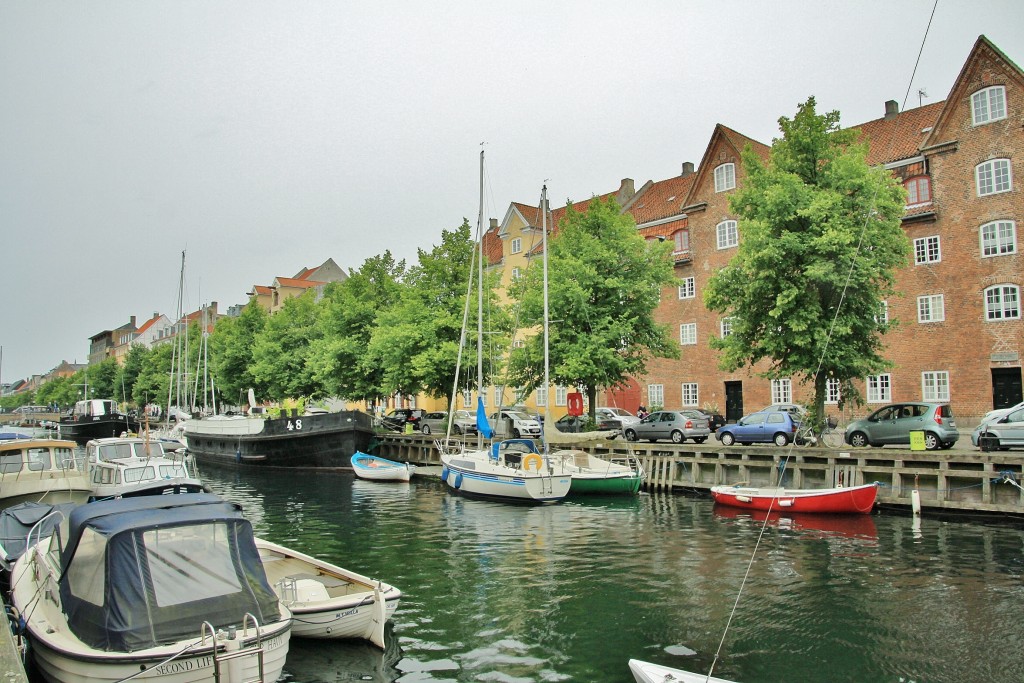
795,415,843,448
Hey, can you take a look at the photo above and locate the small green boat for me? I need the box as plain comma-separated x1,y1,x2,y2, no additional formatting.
556,450,644,494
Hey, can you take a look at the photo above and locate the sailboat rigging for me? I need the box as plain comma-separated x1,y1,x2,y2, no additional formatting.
437,152,572,503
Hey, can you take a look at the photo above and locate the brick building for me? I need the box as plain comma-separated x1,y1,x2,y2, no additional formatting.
490,35,1021,424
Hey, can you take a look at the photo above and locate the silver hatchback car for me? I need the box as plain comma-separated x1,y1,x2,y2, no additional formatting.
844,402,959,450
624,410,711,444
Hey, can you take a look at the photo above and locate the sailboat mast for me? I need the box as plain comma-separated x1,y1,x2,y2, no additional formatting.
476,150,485,425
541,185,550,443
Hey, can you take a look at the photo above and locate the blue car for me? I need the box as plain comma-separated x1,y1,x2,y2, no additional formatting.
715,411,799,447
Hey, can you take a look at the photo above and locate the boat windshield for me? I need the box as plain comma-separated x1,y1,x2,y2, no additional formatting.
122,466,156,483
159,464,189,478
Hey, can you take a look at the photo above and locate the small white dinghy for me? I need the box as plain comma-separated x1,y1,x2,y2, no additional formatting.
629,659,738,683
255,537,401,648
350,452,416,482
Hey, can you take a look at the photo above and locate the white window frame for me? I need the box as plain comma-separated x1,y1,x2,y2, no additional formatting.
917,294,945,323
494,385,506,406
678,277,696,300
826,378,841,405
714,163,736,192
681,383,699,407
555,386,568,406
716,220,738,249
984,284,1021,321
461,390,472,408
647,384,664,409
511,267,521,280
875,300,889,326
976,159,1012,196
922,371,950,402
770,379,792,405
914,235,941,264
510,237,523,254
679,322,697,345
971,85,1007,126
535,386,547,407
720,317,734,338
867,374,891,403
980,220,1017,257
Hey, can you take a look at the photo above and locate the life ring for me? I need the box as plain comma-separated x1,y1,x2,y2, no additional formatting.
522,453,543,472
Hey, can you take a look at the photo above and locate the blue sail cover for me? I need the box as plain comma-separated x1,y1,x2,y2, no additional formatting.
58,493,281,652
476,397,493,439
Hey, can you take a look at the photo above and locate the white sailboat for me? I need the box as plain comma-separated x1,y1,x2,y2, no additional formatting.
438,155,571,503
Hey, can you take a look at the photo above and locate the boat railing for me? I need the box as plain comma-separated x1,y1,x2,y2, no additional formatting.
434,438,465,456
200,614,266,683
25,508,68,558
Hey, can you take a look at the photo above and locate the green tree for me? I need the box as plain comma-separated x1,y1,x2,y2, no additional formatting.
210,302,268,405
116,344,150,407
250,291,323,401
508,196,679,416
367,220,508,407
308,252,406,404
703,97,909,425
132,343,174,412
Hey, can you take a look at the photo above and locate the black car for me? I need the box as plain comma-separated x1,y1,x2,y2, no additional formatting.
553,414,619,436
381,408,427,432
693,408,726,431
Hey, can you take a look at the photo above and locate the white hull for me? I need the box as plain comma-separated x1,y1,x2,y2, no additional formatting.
12,551,291,683
629,659,737,683
440,445,572,503
255,538,400,647
351,458,414,482
0,438,92,509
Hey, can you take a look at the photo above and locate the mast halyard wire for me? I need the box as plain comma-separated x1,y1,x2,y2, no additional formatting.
706,4,940,679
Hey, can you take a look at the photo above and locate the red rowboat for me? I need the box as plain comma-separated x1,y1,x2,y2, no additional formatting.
710,482,879,514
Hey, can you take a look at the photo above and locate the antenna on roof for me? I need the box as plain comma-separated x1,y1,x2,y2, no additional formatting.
918,88,928,107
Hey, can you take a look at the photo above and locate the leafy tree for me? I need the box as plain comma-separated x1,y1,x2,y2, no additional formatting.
116,344,150,407
132,342,174,411
508,196,679,416
250,291,323,401
703,97,909,425
308,252,406,404
87,357,122,403
366,220,509,407
210,302,268,406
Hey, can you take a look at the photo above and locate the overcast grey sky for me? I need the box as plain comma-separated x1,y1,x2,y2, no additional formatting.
2,1,1022,382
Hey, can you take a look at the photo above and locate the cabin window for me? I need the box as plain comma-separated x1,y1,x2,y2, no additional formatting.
67,527,108,606
27,448,52,472
123,466,155,483
0,453,22,474
144,522,241,607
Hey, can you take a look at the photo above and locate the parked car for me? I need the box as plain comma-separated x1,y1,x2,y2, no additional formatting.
594,407,641,431
509,404,544,423
419,410,478,436
758,403,808,421
971,403,1024,450
715,411,798,447
489,409,542,438
844,402,959,450
381,408,427,432
553,414,619,436
692,407,726,431
624,410,711,444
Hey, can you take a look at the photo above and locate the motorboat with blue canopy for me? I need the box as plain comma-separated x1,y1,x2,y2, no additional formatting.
10,493,292,683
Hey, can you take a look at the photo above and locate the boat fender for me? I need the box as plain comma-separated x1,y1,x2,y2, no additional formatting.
441,465,449,482
735,495,752,503
522,453,543,472
454,472,463,489
778,499,794,507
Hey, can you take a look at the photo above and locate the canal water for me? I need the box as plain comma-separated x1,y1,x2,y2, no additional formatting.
196,465,1024,683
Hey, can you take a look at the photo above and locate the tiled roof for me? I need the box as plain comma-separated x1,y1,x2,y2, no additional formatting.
249,284,273,295
483,222,503,266
627,174,695,225
852,101,944,166
275,277,324,288
135,315,161,335
719,124,771,162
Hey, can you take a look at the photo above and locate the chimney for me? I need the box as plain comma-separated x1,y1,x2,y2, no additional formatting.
489,218,498,232
681,162,694,177
617,178,635,204
210,301,218,315
884,100,899,119
129,315,136,327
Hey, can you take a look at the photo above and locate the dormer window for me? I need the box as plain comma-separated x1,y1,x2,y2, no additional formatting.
904,176,931,206
714,163,736,192
971,86,1007,126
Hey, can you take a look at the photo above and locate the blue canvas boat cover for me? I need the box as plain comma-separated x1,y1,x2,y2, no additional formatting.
58,493,282,652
